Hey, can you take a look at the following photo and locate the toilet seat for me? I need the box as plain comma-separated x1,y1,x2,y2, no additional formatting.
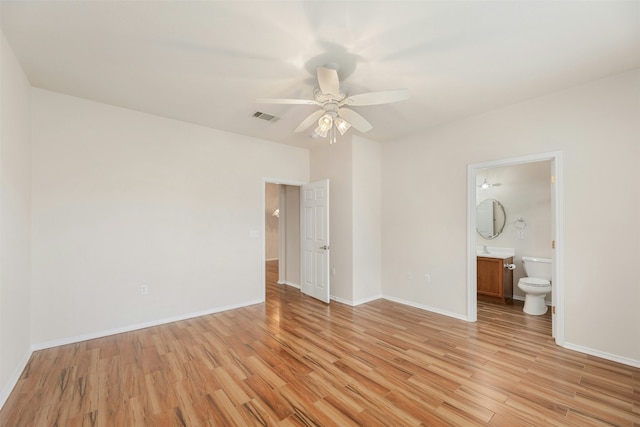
519,277,550,287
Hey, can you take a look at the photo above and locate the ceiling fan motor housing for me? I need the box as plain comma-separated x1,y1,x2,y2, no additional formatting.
313,87,346,104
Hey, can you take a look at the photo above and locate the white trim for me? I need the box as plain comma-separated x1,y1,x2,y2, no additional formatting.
551,152,565,344
331,293,468,320
283,281,300,289
467,164,478,322
467,151,564,346
31,299,263,351
0,348,33,411
330,295,354,306
383,295,469,322
329,294,383,306
262,178,308,187
563,342,640,369
353,294,384,306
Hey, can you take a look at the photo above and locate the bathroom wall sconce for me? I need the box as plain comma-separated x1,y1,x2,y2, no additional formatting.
515,217,527,229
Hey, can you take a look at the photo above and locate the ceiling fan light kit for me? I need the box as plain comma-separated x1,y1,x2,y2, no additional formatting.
334,117,351,135
315,113,333,138
256,66,409,144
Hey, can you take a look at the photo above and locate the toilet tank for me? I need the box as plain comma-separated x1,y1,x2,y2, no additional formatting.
522,256,552,281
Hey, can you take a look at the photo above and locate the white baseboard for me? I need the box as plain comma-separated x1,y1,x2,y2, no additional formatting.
283,281,300,289
331,294,383,307
31,299,264,352
352,294,383,306
330,293,467,322
382,294,469,322
562,342,640,369
330,295,354,305
0,348,33,411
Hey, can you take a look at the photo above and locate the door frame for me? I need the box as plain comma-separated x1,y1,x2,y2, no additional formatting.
261,178,306,301
466,151,564,346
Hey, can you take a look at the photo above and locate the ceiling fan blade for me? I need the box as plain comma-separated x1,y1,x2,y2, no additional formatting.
255,98,319,105
478,179,501,188
294,110,325,133
317,67,340,97
338,108,373,133
343,89,410,106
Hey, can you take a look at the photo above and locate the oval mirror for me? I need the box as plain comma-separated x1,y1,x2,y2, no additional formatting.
476,199,506,239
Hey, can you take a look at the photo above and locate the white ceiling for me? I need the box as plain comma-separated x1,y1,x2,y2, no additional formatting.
2,1,639,148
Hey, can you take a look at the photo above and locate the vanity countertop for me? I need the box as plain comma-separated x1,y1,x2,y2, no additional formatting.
477,253,513,260
476,246,514,260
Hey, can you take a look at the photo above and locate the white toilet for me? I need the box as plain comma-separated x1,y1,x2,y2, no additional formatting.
517,256,552,315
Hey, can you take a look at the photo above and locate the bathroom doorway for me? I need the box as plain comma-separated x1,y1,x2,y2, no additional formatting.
467,152,564,345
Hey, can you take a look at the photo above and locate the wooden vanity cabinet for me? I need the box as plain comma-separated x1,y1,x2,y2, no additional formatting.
477,256,513,304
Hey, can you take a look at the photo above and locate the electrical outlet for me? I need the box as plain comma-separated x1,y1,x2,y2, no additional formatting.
424,274,431,283
406,272,413,280
140,285,148,295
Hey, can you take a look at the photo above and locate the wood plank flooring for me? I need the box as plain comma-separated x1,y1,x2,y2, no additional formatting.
1,260,638,426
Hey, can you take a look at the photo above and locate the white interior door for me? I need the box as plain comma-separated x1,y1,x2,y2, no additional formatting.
300,179,330,303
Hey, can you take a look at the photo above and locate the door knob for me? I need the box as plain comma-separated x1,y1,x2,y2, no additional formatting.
319,245,330,250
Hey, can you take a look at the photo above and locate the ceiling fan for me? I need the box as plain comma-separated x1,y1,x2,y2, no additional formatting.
256,66,409,143
478,178,501,190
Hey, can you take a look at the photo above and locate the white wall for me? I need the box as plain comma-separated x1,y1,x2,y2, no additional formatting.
30,89,309,346
352,136,382,303
382,69,640,364
0,32,32,405
476,161,551,300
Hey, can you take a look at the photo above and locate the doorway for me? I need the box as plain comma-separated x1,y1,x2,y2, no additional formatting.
262,180,303,301
467,152,564,345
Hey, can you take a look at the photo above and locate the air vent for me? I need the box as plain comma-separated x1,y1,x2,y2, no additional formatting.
252,111,279,122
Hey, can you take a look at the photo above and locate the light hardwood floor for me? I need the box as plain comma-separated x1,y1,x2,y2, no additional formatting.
1,260,638,426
